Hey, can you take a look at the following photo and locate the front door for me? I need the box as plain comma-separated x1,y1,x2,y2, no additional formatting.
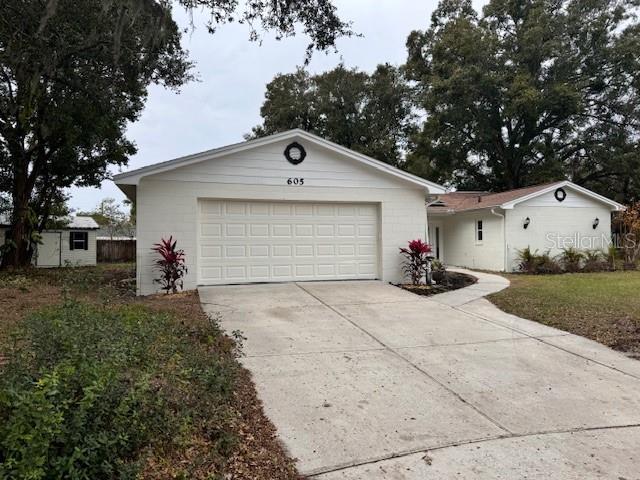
428,221,443,261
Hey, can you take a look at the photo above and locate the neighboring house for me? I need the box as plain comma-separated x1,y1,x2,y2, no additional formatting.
427,181,625,271
114,129,446,295
0,216,99,267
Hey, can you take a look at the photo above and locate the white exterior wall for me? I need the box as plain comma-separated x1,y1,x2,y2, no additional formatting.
60,230,97,266
35,230,97,267
0,228,97,267
135,139,428,295
504,189,612,271
440,211,505,271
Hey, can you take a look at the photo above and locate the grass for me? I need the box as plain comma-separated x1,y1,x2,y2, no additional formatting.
488,271,640,357
0,264,300,479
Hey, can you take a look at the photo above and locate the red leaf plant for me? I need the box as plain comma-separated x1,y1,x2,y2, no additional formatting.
152,236,188,294
399,239,433,285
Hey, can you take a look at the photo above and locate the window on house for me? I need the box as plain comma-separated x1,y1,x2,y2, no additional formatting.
70,231,88,250
476,220,483,242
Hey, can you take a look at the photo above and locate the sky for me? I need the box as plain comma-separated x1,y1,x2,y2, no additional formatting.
68,0,487,213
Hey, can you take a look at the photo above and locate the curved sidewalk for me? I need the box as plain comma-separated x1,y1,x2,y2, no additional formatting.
429,267,510,307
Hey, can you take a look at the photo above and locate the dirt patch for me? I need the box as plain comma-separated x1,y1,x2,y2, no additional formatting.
398,272,477,297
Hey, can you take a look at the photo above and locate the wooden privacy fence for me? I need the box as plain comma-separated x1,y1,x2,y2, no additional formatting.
97,238,136,263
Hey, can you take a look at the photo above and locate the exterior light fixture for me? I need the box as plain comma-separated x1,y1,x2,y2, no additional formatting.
523,217,531,229
593,218,599,229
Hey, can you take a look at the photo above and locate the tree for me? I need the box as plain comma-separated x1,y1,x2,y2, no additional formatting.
405,0,640,201
251,64,415,166
0,0,352,268
77,197,134,239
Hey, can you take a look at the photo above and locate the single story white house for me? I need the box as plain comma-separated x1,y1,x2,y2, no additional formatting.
114,129,446,295
113,130,625,295
427,181,626,271
0,216,99,267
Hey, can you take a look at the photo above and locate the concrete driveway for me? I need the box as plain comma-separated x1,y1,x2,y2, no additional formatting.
199,272,640,478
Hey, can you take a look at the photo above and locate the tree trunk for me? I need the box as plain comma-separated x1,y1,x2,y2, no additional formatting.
1,178,32,270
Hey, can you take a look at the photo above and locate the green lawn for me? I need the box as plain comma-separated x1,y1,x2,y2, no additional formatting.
488,271,640,358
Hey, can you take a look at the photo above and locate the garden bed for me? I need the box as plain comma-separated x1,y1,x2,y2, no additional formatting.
398,271,477,296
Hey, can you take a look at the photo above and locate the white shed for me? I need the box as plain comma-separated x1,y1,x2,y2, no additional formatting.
114,129,446,295
1,216,99,267
427,181,626,271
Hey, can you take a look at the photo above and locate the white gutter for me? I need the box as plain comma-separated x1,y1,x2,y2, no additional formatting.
491,207,507,272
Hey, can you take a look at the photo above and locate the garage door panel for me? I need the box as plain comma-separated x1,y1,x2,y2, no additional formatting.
199,200,379,284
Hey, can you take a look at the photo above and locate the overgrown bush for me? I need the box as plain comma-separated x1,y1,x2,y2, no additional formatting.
152,236,187,293
399,239,432,285
0,301,237,479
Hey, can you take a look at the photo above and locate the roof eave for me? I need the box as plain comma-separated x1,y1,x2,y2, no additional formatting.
500,181,626,211
112,129,447,194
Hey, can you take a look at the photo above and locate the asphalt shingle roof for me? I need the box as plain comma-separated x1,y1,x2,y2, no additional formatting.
428,181,565,213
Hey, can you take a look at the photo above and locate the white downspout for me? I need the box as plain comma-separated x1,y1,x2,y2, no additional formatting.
491,208,507,271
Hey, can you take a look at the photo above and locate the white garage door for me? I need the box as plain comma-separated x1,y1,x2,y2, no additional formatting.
198,200,379,285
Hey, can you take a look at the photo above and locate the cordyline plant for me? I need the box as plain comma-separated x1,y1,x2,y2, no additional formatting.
152,236,187,294
399,239,432,285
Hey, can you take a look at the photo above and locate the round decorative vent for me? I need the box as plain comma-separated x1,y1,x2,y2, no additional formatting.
284,142,306,165
554,187,567,202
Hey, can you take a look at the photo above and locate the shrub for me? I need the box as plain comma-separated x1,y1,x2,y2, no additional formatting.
430,258,447,283
0,301,237,479
614,202,640,267
536,251,563,274
399,239,432,285
152,236,187,293
516,247,539,274
516,247,562,274
583,250,611,272
559,247,584,273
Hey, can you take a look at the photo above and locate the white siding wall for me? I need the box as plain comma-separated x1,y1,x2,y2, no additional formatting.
0,228,97,267
505,190,612,270
60,230,97,266
135,139,428,295
440,212,505,271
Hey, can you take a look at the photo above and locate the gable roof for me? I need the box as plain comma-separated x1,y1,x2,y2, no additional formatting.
428,181,625,213
113,129,446,194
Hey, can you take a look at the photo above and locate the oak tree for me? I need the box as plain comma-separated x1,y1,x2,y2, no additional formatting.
251,64,415,166
0,0,352,267
405,0,640,201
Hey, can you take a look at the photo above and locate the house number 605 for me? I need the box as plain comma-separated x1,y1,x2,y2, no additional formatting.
287,177,304,185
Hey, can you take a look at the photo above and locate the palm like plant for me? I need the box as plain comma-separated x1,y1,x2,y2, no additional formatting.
152,236,187,293
399,239,432,285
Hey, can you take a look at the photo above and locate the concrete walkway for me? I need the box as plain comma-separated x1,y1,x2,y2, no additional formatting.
199,271,640,479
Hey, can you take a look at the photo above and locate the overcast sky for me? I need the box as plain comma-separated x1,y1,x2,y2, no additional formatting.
69,0,487,213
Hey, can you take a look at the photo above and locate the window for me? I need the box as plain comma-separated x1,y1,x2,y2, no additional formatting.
70,231,88,250
475,220,483,243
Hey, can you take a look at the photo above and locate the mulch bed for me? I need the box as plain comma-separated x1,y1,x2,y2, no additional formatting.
398,271,477,296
